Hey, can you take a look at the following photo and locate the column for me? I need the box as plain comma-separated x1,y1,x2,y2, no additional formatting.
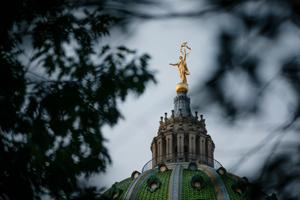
166,134,173,161
189,134,196,160
177,133,184,160
151,142,157,168
157,137,163,163
206,139,214,167
199,136,206,164
162,137,166,161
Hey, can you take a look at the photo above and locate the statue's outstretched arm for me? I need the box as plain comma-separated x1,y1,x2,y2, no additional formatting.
169,63,178,66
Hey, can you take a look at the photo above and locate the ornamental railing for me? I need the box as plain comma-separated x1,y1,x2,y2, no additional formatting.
141,153,222,172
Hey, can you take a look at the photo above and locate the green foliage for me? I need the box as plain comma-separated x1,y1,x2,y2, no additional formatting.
0,0,155,199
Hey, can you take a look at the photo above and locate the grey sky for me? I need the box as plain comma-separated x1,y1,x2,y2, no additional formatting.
90,2,300,189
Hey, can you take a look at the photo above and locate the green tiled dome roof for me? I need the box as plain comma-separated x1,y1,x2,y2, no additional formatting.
101,91,277,200
101,163,254,200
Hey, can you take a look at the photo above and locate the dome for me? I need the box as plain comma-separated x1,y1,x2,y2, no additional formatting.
101,162,251,200
101,47,277,199
101,90,254,200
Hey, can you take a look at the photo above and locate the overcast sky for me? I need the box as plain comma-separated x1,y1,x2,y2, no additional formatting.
89,1,299,189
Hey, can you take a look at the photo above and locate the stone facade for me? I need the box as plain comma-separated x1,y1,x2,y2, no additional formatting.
151,92,215,168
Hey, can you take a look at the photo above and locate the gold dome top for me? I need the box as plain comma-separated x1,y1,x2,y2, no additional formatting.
176,82,188,93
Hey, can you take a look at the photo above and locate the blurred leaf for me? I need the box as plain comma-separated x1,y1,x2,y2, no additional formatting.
0,0,156,199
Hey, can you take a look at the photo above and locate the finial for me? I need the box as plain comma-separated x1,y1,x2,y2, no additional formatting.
160,116,163,123
164,112,168,121
200,114,203,120
195,111,198,119
170,42,191,93
171,110,174,118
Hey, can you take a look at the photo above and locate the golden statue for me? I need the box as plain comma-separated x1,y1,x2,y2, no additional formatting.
170,42,191,84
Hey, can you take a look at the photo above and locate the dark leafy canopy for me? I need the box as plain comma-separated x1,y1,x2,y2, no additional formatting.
0,0,155,199
199,0,300,199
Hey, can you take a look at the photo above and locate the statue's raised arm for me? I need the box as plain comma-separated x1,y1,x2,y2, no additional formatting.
180,42,191,58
